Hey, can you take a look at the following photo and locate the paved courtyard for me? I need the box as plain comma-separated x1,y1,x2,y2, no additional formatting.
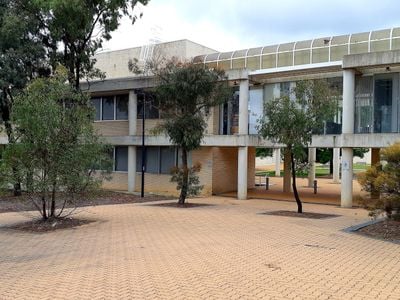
0,197,399,300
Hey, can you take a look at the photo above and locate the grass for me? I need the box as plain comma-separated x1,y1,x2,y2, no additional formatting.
256,163,370,177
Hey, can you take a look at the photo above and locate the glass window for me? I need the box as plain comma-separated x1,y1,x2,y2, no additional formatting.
146,147,159,173
137,94,159,119
355,76,374,133
102,96,114,120
91,98,101,121
374,78,394,133
115,146,128,172
116,94,129,120
160,147,176,174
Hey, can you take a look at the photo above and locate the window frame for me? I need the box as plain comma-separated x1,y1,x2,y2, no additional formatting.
91,94,129,122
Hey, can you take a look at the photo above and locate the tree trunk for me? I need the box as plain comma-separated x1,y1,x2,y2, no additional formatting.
290,151,303,213
178,149,189,205
42,196,47,220
50,183,56,217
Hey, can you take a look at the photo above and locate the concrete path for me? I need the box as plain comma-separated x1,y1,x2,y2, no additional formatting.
0,197,398,299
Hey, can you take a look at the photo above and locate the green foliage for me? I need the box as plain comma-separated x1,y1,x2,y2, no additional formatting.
170,163,204,198
0,71,112,219
258,79,336,212
12,0,149,89
155,61,230,204
255,148,273,158
358,142,400,219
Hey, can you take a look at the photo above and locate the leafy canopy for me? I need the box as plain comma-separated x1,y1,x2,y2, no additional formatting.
0,69,112,219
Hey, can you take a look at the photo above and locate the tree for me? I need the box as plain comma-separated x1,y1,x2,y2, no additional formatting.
154,61,230,204
0,0,47,195
25,0,149,90
258,80,336,213
358,142,400,220
0,71,112,220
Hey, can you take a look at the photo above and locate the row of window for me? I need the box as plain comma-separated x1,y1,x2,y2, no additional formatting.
91,94,160,121
113,146,177,174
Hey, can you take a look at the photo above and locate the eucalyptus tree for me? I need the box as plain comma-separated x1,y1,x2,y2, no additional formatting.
258,80,336,213
155,61,230,204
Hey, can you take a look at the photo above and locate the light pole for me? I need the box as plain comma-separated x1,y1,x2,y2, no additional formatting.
141,92,146,198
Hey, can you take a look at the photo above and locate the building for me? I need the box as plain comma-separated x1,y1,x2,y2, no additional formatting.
82,28,400,207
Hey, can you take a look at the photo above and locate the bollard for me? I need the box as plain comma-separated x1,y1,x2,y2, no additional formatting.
313,180,317,194
265,176,269,190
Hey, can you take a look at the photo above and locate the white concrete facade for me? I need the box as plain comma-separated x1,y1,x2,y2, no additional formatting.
77,33,400,204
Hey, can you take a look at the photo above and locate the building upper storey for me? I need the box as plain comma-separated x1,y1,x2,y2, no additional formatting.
193,28,400,71
94,39,216,79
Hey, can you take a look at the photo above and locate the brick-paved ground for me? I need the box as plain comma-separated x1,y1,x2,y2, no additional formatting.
0,197,399,300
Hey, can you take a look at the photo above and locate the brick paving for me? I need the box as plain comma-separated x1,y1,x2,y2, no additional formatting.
0,197,399,299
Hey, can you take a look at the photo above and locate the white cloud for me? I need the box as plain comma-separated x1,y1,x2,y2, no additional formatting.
102,0,400,53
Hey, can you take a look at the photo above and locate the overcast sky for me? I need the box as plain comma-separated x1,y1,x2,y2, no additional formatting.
102,0,400,53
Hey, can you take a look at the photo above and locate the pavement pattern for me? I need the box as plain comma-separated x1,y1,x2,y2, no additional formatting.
0,197,399,300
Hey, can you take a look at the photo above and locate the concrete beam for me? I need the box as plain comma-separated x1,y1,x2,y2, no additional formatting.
343,50,400,69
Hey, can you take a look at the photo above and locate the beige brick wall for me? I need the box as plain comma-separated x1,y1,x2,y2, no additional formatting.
102,147,214,196
93,121,129,136
212,147,238,194
205,106,220,135
211,146,255,194
136,119,163,135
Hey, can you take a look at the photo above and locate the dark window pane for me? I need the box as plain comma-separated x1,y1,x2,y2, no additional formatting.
137,94,159,119
136,147,142,172
146,147,159,173
160,147,176,174
91,98,101,121
102,96,114,120
116,94,129,120
115,146,128,172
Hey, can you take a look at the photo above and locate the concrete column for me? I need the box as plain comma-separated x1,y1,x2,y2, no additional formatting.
128,90,138,193
308,148,316,187
341,148,353,208
128,146,136,193
237,146,248,200
342,69,355,134
274,148,281,177
283,148,291,192
239,78,249,135
128,90,137,135
333,148,340,183
341,69,355,208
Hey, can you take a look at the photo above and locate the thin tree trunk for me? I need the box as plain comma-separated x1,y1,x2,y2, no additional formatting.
290,151,303,213
50,182,56,217
42,196,47,220
178,149,189,205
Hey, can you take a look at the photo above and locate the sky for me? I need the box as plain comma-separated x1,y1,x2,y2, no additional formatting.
102,0,400,53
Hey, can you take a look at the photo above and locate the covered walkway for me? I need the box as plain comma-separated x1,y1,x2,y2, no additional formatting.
220,177,364,206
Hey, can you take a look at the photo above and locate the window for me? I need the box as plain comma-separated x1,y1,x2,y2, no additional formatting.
160,147,176,174
116,94,128,120
102,96,115,120
137,94,159,119
134,146,177,174
115,146,128,172
91,94,129,121
91,98,101,121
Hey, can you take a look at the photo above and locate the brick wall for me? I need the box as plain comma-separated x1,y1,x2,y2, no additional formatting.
93,121,129,136
102,146,255,196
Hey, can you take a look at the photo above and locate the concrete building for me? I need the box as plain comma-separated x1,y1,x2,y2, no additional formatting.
81,28,400,207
